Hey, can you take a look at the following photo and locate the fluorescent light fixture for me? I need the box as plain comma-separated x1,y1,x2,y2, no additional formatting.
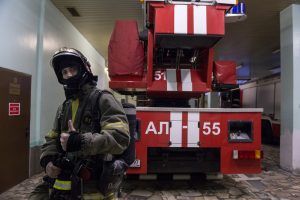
236,64,243,69
272,49,280,54
268,66,281,74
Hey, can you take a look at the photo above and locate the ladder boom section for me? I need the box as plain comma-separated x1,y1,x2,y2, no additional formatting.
108,0,238,97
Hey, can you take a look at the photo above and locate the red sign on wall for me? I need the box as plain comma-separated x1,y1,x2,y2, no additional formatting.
9,103,20,116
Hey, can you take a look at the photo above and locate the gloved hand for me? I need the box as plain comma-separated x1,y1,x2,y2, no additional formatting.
60,120,82,152
46,161,61,178
60,132,70,152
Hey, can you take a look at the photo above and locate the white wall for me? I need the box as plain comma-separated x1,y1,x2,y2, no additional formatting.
241,84,256,108
257,84,274,116
0,0,39,75
0,0,107,147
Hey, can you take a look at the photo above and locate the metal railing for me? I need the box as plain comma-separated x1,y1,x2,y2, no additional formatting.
167,0,216,6
142,0,236,6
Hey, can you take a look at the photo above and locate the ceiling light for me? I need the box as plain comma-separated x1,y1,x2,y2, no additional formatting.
236,64,243,69
268,66,281,74
66,7,80,17
272,49,280,54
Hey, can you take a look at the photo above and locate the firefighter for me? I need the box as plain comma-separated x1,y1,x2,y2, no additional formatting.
29,47,130,200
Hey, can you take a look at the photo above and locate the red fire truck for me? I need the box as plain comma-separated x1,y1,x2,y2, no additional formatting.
108,0,263,176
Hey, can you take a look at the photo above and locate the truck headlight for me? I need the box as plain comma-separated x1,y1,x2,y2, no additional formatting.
228,121,253,142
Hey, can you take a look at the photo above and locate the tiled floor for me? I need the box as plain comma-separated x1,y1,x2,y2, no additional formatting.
1,145,299,200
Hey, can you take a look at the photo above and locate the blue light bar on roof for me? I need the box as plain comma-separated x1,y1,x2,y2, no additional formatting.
225,2,247,23
228,2,246,14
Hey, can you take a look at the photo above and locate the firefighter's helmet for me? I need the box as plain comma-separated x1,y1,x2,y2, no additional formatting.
50,47,93,86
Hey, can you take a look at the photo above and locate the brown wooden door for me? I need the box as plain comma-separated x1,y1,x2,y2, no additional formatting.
0,67,31,193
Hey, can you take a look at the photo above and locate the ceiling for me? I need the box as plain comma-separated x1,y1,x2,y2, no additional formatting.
51,0,299,79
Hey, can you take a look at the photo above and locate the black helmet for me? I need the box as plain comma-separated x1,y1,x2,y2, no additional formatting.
50,47,93,87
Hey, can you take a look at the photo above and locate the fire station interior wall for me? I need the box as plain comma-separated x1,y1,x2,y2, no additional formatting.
257,84,275,116
0,0,107,176
241,78,280,120
280,4,300,174
241,85,256,108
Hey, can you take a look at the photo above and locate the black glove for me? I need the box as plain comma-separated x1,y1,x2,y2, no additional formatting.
40,155,56,168
66,131,82,152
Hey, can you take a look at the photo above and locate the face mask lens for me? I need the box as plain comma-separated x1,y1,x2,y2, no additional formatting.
62,66,79,80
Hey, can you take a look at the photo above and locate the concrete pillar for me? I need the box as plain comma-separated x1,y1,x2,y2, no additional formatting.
280,4,300,174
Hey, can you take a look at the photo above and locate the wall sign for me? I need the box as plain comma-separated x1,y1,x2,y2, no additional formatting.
9,77,21,96
9,103,20,116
